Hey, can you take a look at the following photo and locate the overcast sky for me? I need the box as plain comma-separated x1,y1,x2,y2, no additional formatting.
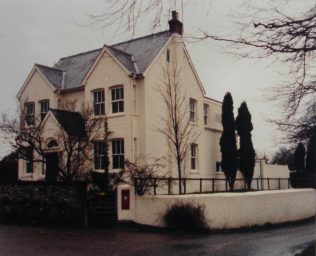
0,0,313,158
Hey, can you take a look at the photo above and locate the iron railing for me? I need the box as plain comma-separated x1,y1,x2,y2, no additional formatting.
134,177,294,195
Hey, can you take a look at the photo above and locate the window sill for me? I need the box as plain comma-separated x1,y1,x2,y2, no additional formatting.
108,113,125,118
189,121,199,127
110,169,122,173
190,170,200,175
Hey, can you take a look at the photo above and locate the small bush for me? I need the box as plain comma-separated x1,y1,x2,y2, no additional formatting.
164,202,208,230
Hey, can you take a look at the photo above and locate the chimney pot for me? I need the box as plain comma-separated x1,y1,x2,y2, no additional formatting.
169,10,183,35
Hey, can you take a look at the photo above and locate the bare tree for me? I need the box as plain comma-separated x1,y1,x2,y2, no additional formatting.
157,64,198,194
0,101,104,182
89,1,316,144
55,106,104,182
123,159,166,195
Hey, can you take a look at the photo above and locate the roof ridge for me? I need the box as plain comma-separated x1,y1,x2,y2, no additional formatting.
111,30,170,47
58,48,102,61
35,64,63,72
104,45,133,56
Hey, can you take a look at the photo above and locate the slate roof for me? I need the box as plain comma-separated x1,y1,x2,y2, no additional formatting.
54,49,102,90
50,109,86,137
35,64,63,89
36,31,172,91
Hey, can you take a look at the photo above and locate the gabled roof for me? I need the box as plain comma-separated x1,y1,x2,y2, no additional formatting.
54,49,102,90
35,31,172,91
49,109,86,138
112,31,171,73
35,64,63,89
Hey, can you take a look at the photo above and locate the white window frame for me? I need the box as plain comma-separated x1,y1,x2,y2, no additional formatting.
39,99,49,121
112,139,124,169
24,102,35,126
190,143,198,171
189,98,197,123
93,89,105,116
111,86,124,114
24,146,33,174
94,141,105,171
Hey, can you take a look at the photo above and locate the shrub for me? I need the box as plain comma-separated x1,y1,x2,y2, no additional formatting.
164,202,208,230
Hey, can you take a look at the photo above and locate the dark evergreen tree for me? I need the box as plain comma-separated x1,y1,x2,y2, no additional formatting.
219,92,238,190
306,129,316,173
294,143,305,172
235,101,255,190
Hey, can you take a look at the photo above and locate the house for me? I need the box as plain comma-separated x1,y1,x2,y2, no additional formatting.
16,11,224,184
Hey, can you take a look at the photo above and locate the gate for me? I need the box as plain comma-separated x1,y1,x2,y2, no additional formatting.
87,190,117,226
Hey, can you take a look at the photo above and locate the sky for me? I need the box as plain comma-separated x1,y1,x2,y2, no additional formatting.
0,0,313,158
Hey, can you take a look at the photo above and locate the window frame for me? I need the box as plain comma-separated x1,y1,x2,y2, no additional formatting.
93,141,105,170
203,103,209,126
24,102,35,126
110,86,124,114
189,98,197,123
39,99,49,121
24,146,33,174
190,143,198,171
93,89,105,116
112,139,124,169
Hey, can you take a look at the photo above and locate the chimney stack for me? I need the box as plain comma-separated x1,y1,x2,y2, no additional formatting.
169,11,183,35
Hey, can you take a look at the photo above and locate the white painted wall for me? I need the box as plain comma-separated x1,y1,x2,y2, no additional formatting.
119,189,316,229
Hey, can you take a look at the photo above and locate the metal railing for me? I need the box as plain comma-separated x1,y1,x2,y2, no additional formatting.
134,177,292,195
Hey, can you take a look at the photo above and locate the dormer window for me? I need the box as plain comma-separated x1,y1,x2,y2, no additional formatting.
93,89,105,116
40,99,49,121
24,102,35,126
111,86,124,113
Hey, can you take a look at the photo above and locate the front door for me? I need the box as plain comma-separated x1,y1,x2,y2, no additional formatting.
45,153,59,182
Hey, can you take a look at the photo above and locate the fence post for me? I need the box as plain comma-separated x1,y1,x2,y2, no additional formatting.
200,178,202,193
278,178,281,190
212,179,215,193
267,178,270,190
153,178,157,195
256,178,259,191
183,178,186,194
168,178,171,195
288,178,290,189
225,179,228,192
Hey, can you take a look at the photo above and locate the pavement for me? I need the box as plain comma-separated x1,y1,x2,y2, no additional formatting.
0,221,315,256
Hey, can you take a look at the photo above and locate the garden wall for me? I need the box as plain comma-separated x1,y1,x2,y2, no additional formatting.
0,182,87,226
124,189,316,229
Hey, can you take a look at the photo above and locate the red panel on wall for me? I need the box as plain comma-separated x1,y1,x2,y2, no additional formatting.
121,189,130,210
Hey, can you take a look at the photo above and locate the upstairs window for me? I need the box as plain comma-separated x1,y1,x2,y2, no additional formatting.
25,146,33,174
189,98,197,122
216,161,222,172
40,99,49,121
191,143,198,171
24,102,35,126
111,86,124,113
112,139,124,169
94,141,105,170
203,104,209,126
93,89,105,116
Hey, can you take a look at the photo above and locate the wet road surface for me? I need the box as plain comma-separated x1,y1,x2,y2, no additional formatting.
0,221,315,256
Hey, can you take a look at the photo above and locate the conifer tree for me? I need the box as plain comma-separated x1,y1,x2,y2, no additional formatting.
294,143,305,172
220,92,238,191
236,101,255,190
306,129,316,173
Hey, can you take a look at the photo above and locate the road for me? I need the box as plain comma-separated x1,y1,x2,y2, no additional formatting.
0,221,315,256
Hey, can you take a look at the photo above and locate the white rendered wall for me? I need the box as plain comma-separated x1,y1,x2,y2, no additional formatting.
128,189,316,229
